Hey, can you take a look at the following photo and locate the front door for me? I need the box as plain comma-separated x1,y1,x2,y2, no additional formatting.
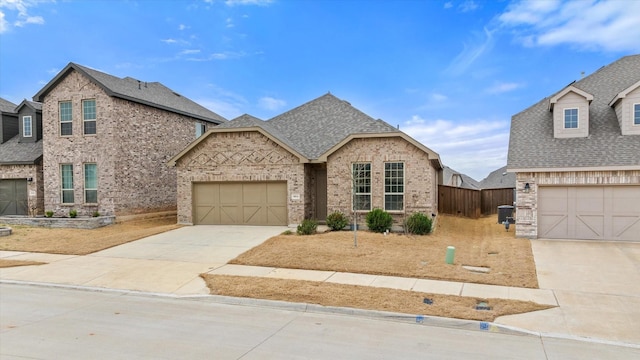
315,169,327,221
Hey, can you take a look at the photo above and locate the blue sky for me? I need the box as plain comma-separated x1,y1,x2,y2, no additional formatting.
1,0,638,180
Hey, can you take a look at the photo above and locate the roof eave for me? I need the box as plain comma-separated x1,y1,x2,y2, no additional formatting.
111,94,225,124
507,165,640,173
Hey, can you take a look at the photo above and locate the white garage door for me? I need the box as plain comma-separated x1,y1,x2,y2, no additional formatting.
193,182,287,225
538,186,640,241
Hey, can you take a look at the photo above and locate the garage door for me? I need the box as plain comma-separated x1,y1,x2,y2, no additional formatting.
0,179,28,216
193,182,287,225
538,186,640,241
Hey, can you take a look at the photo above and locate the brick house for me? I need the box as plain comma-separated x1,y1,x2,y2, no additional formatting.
507,55,640,241
32,63,227,217
0,98,44,216
169,93,443,227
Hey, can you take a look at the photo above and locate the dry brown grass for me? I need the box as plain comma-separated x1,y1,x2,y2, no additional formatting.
202,274,552,322
230,214,538,288
0,260,46,268
0,217,181,255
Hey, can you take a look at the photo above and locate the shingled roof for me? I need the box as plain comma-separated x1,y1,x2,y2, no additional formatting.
508,55,640,170
479,165,516,189
0,135,42,165
33,63,227,124
0,97,17,114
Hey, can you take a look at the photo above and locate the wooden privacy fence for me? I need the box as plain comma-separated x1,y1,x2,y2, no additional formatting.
438,185,514,219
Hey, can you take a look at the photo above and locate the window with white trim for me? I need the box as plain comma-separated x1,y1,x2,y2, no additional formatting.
352,163,371,211
84,163,98,203
634,104,640,125
23,116,32,137
60,101,72,136
195,123,206,138
61,164,74,204
83,99,96,135
384,162,404,211
564,108,578,129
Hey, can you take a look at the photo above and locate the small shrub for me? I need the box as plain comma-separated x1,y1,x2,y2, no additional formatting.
326,211,349,231
282,229,294,235
92,211,100,217
296,219,318,235
69,209,78,218
405,212,433,235
45,211,54,218
366,208,393,233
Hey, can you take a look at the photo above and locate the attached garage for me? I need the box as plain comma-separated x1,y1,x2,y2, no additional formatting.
538,186,640,241
0,179,28,216
193,182,287,225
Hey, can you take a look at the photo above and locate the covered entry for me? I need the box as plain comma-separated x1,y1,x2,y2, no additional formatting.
0,179,28,216
538,186,640,241
193,182,287,225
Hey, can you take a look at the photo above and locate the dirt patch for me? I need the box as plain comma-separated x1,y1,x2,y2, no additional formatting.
0,259,46,268
230,214,538,288
201,274,552,322
0,217,181,255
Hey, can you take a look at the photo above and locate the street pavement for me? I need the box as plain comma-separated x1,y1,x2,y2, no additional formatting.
1,283,638,359
1,225,639,347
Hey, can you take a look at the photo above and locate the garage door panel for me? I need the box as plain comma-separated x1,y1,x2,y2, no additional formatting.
539,186,640,241
193,182,287,225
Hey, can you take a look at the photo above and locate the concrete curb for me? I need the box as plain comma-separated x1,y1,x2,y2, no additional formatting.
4,279,639,349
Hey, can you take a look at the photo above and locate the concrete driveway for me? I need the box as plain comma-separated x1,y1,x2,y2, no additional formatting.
496,240,640,345
0,225,287,295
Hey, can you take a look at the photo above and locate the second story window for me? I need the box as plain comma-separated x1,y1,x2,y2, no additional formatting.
564,108,578,129
634,104,640,125
83,99,96,135
60,101,72,136
23,116,32,137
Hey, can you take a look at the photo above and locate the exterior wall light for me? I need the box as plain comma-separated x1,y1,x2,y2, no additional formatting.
27,177,33,182
524,183,530,193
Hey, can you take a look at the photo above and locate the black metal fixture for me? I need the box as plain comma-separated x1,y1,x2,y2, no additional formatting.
27,177,33,182
524,183,530,193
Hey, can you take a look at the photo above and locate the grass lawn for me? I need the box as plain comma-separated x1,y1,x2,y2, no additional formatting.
0,216,181,256
0,260,46,268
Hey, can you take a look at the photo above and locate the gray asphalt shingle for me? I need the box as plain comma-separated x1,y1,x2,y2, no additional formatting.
508,55,640,169
33,63,227,124
0,135,42,164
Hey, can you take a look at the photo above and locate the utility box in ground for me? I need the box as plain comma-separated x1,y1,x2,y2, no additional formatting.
497,205,514,224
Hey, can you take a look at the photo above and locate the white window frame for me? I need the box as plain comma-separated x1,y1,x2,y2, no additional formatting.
82,99,97,135
634,103,640,126
195,123,206,138
352,162,371,212
61,164,74,204
384,162,404,212
59,101,73,136
23,115,32,137
84,163,98,204
564,108,578,129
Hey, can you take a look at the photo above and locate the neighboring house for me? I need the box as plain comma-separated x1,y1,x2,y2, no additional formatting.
442,166,479,190
169,93,443,226
479,165,516,190
0,98,44,216
32,63,227,217
507,55,640,241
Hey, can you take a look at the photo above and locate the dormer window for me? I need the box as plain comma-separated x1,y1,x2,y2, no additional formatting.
564,108,578,129
23,116,32,137
609,80,640,135
549,85,593,139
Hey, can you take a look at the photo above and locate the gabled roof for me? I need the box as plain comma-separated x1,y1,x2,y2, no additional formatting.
548,85,594,111
479,165,516,189
0,97,18,114
508,54,640,171
442,166,479,190
0,135,42,165
170,93,443,169
33,63,227,124
609,79,640,106
15,99,42,112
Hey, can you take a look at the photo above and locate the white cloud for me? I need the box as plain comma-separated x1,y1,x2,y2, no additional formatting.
258,96,286,111
430,93,448,102
226,17,234,28
443,2,453,10
0,0,49,32
161,38,177,44
459,0,478,13
402,115,510,180
446,27,494,76
485,81,523,94
225,0,274,6
178,24,187,30
196,84,250,119
499,0,640,52
179,49,201,55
